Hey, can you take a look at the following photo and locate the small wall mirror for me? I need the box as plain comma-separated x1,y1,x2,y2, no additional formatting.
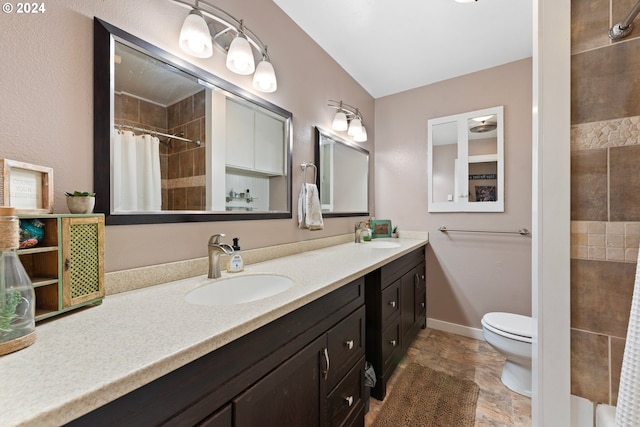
314,127,369,217
427,106,504,212
94,19,293,225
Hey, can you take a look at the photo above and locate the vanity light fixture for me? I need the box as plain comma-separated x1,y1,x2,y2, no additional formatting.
454,0,478,3
328,100,367,142
172,0,278,92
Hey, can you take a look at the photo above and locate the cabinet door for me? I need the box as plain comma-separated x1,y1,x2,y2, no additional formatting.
225,99,255,170
234,335,326,427
401,263,426,348
254,110,284,175
61,216,105,308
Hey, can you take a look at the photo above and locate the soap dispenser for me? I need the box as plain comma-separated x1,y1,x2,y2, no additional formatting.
228,237,244,273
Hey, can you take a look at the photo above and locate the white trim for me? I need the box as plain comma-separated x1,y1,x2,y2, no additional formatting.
427,318,484,341
532,0,572,425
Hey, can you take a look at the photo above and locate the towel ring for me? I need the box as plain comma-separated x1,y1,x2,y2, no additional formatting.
301,162,317,184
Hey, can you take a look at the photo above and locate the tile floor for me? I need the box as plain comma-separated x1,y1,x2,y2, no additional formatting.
364,328,532,426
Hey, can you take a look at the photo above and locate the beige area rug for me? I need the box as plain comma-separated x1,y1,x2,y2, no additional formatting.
371,362,480,427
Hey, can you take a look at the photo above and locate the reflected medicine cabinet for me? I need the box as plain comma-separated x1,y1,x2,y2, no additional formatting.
427,106,504,212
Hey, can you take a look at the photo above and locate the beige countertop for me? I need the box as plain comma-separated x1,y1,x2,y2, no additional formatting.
1,237,427,427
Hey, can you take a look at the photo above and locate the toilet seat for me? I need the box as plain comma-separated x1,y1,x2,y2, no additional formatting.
482,312,532,343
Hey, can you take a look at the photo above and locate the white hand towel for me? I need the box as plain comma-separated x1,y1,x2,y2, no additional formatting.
298,183,323,230
615,246,640,426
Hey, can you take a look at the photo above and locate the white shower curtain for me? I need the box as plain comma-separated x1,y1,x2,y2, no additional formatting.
113,130,162,211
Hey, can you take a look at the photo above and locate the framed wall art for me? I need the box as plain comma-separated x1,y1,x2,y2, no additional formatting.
0,159,54,214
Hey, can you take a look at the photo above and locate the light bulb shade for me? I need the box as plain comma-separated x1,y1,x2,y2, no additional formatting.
179,11,213,58
252,59,277,92
332,111,348,131
226,34,255,75
353,125,367,142
348,117,363,137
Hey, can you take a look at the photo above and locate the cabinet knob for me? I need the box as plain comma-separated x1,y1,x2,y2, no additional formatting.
345,396,354,407
345,340,354,350
389,301,396,308
421,302,426,308
389,340,397,347
65,258,70,271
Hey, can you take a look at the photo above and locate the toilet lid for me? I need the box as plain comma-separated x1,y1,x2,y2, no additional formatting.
483,312,532,338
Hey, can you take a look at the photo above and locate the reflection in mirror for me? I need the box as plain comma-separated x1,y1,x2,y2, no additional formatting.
427,106,503,212
314,127,369,217
94,18,292,225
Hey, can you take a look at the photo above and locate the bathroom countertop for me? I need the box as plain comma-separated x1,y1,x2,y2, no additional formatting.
0,237,428,427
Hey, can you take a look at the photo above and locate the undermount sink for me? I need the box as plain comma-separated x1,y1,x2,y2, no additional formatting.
367,241,401,249
185,274,294,306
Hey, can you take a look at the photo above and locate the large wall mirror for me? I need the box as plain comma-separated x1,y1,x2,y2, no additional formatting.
314,127,369,217
427,106,504,212
94,19,293,225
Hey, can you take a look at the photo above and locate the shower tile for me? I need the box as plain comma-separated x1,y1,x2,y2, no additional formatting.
194,90,205,119
610,336,626,406
606,222,625,235
571,149,608,221
571,0,610,54
606,248,625,261
571,330,609,403
139,99,167,129
179,150,195,178
588,233,605,247
194,147,206,176
186,119,201,143
571,259,635,336
611,145,640,221
167,102,179,129
626,247,639,262
606,234,624,248
572,221,589,234
588,247,606,260
179,96,194,124
120,95,139,122
571,39,640,124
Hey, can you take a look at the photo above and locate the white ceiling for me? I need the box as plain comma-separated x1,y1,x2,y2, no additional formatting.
272,0,533,99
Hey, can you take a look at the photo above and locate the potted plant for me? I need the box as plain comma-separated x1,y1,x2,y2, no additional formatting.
65,191,96,214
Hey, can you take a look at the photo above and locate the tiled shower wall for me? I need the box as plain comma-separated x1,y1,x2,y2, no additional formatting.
570,0,640,405
166,90,206,210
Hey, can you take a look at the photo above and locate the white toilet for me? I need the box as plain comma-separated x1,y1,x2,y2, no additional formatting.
481,312,532,397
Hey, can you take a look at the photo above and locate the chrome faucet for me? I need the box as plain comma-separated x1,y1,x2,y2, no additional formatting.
208,234,234,279
354,222,367,243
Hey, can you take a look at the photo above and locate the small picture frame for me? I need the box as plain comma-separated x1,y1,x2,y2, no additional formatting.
371,219,392,238
0,159,54,214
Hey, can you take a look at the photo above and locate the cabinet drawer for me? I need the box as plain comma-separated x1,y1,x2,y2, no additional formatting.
327,356,364,427
381,279,400,324
327,306,365,390
381,317,402,372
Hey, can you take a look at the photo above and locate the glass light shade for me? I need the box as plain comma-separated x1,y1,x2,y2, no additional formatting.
226,35,255,75
348,117,363,137
332,111,348,131
353,125,367,142
252,59,277,92
179,11,213,58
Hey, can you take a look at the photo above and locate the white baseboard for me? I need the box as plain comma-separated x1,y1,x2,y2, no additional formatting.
427,318,484,341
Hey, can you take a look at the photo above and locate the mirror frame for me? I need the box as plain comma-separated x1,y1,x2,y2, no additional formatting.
427,106,504,213
314,126,370,218
94,18,293,225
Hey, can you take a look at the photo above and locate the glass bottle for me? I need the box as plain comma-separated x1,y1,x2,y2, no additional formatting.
0,207,36,356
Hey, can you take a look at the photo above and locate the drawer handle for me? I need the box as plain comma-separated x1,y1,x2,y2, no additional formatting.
389,340,397,347
345,396,354,407
65,258,70,271
322,348,330,380
388,301,396,308
346,340,354,350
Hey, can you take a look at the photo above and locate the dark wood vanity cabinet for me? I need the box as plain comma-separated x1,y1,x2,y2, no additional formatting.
365,246,426,400
66,278,366,427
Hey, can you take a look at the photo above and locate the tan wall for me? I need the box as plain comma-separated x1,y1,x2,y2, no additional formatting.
374,58,533,329
0,0,374,272
569,0,640,406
